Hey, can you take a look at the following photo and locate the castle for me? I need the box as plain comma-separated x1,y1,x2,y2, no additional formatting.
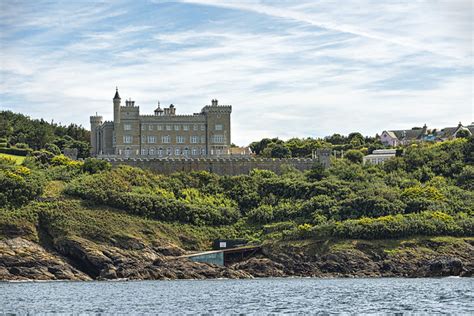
90,88,232,158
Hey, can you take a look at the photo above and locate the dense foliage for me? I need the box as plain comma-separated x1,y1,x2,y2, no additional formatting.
249,132,384,158
1,136,473,242
0,111,90,158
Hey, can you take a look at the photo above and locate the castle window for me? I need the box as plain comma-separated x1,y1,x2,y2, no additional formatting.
193,124,198,131
215,124,223,131
192,148,198,155
141,124,146,131
147,136,157,143
149,148,155,155
201,136,205,143
175,148,181,156
200,124,205,131
183,125,189,131
201,148,206,156
166,147,172,156
183,147,189,157
158,148,163,156
191,136,198,144
176,136,185,144
157,124,163,131
148,125,153,131
162,135,170,143
166,125,172,131
124,124,132,131
174,125,180,131
123,135,133,143
141,148,148,155
212,135,224,143
141,135,146,143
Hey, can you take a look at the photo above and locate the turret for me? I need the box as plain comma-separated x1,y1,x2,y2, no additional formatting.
113,87,121,124
90,114,103,156
154,101,163,116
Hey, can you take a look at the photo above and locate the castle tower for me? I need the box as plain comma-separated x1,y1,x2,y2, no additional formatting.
90,114,103,156
202,99,232,156
113,87,121,124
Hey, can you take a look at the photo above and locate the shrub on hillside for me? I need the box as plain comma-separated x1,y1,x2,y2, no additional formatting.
0,167,46,208
82,158,111,174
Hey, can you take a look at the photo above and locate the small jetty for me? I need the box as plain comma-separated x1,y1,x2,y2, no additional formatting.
177,245,262,266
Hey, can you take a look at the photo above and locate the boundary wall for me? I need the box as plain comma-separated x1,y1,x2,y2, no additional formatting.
100,156,324,175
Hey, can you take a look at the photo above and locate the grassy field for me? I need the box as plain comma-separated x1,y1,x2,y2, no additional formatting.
0,153,26,164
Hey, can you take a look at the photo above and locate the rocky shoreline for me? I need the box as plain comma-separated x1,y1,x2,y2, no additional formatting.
1,236,472,281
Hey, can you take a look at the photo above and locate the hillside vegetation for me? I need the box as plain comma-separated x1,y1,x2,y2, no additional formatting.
1,137,473,246
0,111,90,158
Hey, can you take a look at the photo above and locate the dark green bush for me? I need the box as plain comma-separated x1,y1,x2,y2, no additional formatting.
82,158,111,174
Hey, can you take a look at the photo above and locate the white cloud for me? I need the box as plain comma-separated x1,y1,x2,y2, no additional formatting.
1,0,472,145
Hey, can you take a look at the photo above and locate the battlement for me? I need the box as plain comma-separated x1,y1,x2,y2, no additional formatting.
201,105,232,114
90,115,103,123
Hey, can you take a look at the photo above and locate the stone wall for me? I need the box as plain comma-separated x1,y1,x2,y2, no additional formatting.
101,157,322,176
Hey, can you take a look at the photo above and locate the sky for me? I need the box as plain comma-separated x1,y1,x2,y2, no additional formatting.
0,0,472,146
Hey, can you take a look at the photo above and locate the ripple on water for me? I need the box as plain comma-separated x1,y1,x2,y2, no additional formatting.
0,278,473,314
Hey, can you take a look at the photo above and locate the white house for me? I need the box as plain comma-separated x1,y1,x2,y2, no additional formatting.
363,149,396,165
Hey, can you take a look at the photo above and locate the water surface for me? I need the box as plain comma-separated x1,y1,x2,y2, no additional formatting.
1,277,472,314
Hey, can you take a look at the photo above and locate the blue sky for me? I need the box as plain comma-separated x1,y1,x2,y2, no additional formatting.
0,0,472,145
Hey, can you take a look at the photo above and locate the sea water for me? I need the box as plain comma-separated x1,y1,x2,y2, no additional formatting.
1,277,472,314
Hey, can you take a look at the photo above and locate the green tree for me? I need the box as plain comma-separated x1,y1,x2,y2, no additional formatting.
345,149,364,164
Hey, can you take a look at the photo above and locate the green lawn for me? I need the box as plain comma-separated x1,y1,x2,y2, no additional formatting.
0,153,26,164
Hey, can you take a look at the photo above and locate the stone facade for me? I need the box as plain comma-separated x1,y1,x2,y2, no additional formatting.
90,89,232,158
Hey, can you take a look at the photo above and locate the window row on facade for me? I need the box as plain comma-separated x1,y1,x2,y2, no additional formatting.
123,123,223,132
137,147,206,157
123,135,225,144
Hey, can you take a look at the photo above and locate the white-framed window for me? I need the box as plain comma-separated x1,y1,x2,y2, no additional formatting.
192,148,198,155
141,148,148,155
162,135,170,143
213,135,224,143
166,147,172,156
141,135,146,143
166,125,172,131
193,124,198,131
176,136,185,144
183,147,189,157
175,148,181,156
141,124,146,131
148,124,153,131
215,124,223,131
200,124,205,131
124,124,132,131
190,136,199,144
201,148,206,156
157,124,163,131
147,136,157,143
201,136,205,143
183,125,189,131
149,148,155,155
174,125,180,131
123,135,133,143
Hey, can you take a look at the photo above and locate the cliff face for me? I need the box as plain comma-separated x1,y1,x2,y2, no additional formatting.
235,238,474,278
1,236,472,281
